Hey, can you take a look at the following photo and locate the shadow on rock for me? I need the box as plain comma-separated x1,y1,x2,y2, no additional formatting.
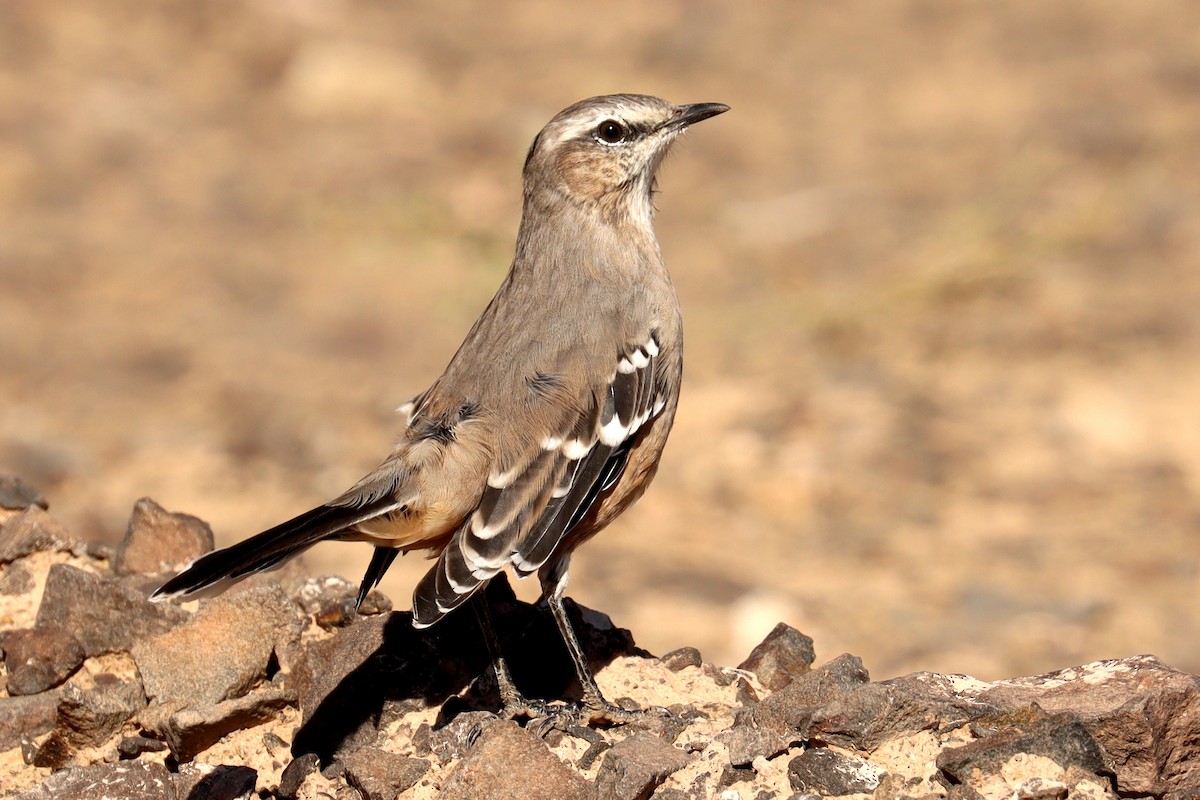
291,576,644,763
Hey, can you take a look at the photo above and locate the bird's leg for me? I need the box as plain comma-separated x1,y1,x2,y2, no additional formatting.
544,591,646,725
471,596,555,720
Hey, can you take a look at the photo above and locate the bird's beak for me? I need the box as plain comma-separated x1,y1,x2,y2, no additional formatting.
660,102,730,132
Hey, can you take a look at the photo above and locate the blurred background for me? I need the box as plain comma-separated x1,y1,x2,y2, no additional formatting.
2,1,1199,681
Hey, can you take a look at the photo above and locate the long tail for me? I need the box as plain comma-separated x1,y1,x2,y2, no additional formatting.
151,497,400,601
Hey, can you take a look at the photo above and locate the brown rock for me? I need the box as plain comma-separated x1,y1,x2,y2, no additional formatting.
113,497,214,577
594,732,691,800
56,674,146,747
738,623,815,691
808,675,985,751
340,747,430,799
438,719,590,800
0,476,47,511
740,652,870,735
34,564,189,657
788,747,886,795
937,714,1110,788
14,761,177,800
927,656,1200,796
132,584,303,709
0,506,77,565
660,647,703,672
0,560,35,595
144,681,296,762
1,625,85,695
0,693,59,751
291,609,489,762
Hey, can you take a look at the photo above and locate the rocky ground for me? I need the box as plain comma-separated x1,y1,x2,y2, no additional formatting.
2,482,1198,800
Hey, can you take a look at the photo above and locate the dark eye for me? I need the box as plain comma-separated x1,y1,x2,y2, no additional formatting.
594,119,628,144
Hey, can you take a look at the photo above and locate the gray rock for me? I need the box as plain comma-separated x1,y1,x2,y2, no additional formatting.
739,652,870,735
113,497,214,577
144,682,296,762
716,724,790,767
788,747,886,795
14,761,177,800
737,623,815,691
660,646,703,672
414,710,496,763
174,763,258,800
937,714,1111,787
278,753,321,799
594,732,691,800
34,564,189,657
438,719,590,800
0,476,48,511
0,507,76,565
133,584,303,709
340,747,430,799
1,625,85,695
0,693,59,751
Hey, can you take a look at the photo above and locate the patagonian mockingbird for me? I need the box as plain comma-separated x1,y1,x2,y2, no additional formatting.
154,93,728,723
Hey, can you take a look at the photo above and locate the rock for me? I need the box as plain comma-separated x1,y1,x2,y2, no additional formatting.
14,761,177,800
32,674,146,767
0,693,59,751
0,476,47,511
808,674,986,751
594,732,691,800
931,656,1200,796
0,506,77,564
0,560,35,595
278,753,322,799
34,564,189,657
56,674,145,747
788,747,886,795
437,719,590,800
117,735,169,758
737,623,815,691
661,647,703,672
174,763,258,800
715,725,790,767
145,682,296,762
290,608,489,762
293,575,393,629
739,652,870,735
133,584,303,709
1,625,85,695
113,497,214,577
937,714,1111,788
340,747,430,799
414,711,496,763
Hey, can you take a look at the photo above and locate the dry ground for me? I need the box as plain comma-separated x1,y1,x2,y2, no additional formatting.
3,1,1200,679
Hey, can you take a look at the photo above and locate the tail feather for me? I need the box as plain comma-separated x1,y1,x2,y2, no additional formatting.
152,498,399,600
355,546,401,610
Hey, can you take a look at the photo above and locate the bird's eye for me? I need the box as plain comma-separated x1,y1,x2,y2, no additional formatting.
594,119,628,145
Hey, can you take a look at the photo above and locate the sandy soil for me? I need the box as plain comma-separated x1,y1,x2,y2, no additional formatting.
3,1,1200,680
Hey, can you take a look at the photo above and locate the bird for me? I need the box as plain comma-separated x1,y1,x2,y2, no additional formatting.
153,93,728,723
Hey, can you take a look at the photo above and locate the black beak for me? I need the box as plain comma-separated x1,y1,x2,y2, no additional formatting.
661,102,730,132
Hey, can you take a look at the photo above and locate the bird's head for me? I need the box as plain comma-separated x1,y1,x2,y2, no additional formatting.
522,94,728,225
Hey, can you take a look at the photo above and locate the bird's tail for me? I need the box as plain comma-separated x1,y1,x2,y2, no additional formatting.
151,497,401,601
